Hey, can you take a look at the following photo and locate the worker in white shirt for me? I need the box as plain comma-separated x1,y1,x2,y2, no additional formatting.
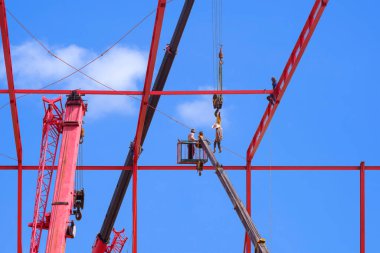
188,128,196,159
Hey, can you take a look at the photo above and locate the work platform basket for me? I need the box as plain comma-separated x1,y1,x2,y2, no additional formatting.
177,140,208,164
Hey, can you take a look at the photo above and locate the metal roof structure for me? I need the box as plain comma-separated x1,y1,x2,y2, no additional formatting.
0,0,376,252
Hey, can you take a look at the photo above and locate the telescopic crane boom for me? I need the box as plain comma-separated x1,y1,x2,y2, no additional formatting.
92,1,194,251
45,91,87,253
199,137,269,253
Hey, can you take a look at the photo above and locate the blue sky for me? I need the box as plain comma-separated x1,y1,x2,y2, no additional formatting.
0,0,379,252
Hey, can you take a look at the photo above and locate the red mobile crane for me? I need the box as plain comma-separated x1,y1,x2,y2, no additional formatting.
31,92,128,253
41,90,87,253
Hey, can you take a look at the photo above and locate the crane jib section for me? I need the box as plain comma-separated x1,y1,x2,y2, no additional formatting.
29,97,63,253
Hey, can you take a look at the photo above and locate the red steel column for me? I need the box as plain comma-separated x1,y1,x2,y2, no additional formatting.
244,162,252,253
45,93,86,253
132,155,138,253
0,1,23,252
360,162,365,253
131,1,166,253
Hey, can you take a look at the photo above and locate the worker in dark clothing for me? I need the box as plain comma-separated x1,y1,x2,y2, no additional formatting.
267,77,278,105
196,131,210,148
79,126,85,144
188,129,196,159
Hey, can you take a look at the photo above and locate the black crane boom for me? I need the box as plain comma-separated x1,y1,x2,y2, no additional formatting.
94,0,195,246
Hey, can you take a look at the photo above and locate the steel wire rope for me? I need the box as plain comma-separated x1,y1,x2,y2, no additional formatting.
211,0,216,88
268,131,273,244
80,140,84,188
5,3,200,131
0,5,160,110
0,152,17,161
3,1,246,161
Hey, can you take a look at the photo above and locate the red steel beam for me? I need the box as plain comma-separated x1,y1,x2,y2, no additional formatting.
151,90,271,95
244,163,252,253
132,1,166,252
245,1,328,249
0,89,272,95
0,1,23,252
360,162,365,253
246,0,329,164
1,165,380,171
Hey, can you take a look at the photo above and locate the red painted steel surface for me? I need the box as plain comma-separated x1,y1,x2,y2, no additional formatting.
245,3,328,250
30,97,63,253
0,89,271,95
107,229,128,253
245,163,252,253
0,1,23,251
0,1,22,162
45,95,86,253
2,165,380,171
132,1,166,252
92,239,108,253
246,0,329,163
360,162,365,253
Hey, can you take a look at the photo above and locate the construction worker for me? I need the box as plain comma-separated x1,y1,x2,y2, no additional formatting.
212,123,223,153
214,109,221,125
267,77,278,105
197,131,211,148
79,126,85,144
188,128,196,159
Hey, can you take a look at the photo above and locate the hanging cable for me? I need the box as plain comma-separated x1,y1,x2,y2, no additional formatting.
0,3,169,110
0,152,17,161
268,133,273,244
3,1,246,162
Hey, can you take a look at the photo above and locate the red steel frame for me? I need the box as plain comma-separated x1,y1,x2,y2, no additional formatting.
0,89,272,95
131,1,166,253
360,162,365,253
1,165,380,171
1,163,372,253
244,0,328,252
0,1,23,252
0,0,374,252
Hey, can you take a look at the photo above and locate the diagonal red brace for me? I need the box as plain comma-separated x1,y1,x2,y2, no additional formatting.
245,1,329,252
0,1,23,252
132,1,167,253
246,0,329,163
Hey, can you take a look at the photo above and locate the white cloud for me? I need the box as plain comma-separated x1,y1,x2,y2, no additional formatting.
176,85,231,130
0,41,147,119
177,96,215,128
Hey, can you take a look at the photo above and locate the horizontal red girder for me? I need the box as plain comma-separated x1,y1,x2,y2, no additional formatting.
1,165,379,171
0,89,272,95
